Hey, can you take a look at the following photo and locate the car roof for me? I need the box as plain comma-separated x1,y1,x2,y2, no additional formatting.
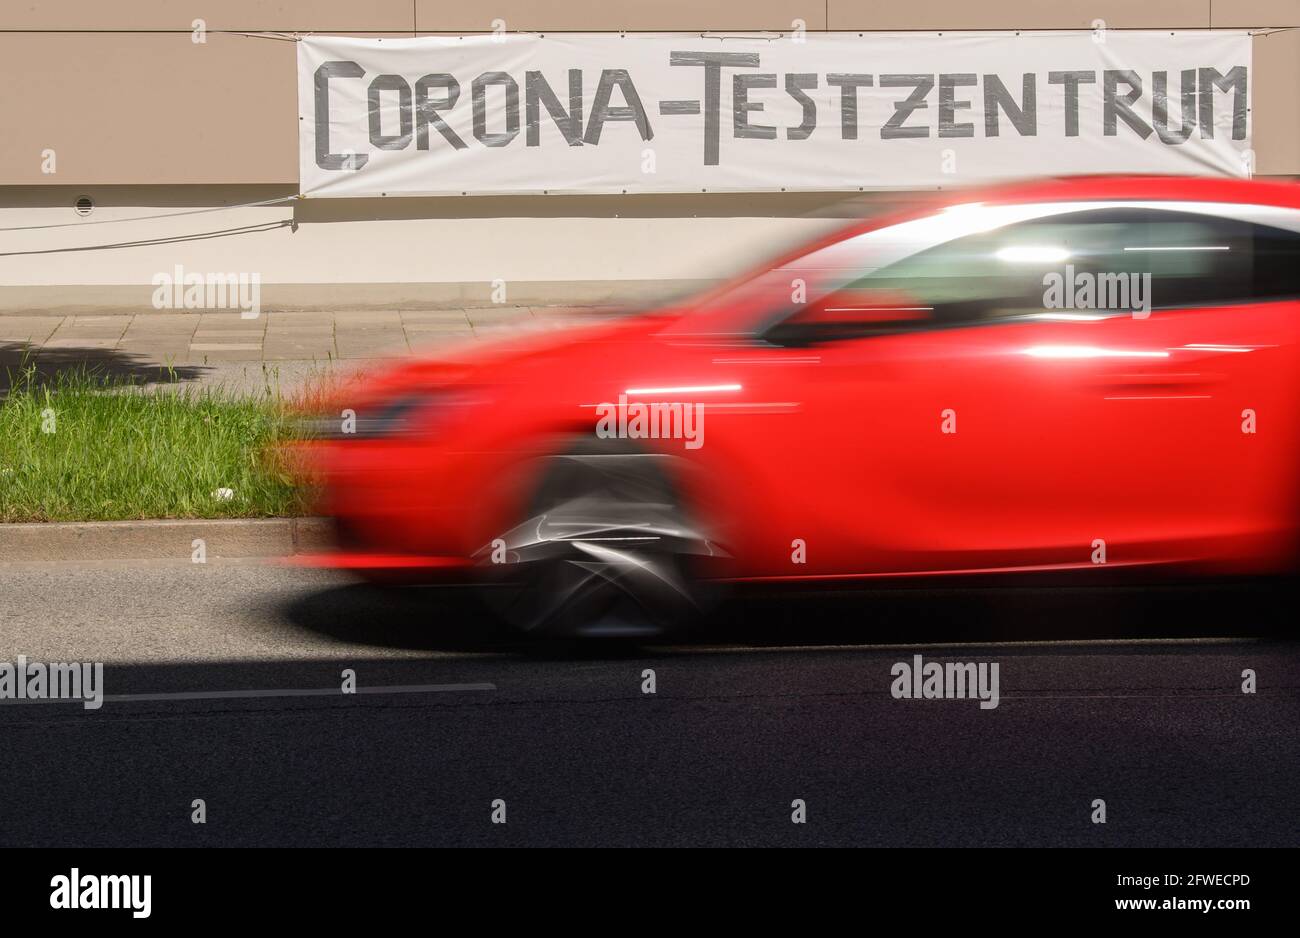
788,174,1300,269
940,174,1300,210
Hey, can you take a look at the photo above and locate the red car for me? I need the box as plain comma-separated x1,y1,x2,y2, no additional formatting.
298,175,1300,635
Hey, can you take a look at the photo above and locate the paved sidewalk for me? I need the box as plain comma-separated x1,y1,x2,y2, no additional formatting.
0,306,608,366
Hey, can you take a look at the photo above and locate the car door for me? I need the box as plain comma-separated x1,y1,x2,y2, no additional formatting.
717,201,1300,578
1087,207,1300,568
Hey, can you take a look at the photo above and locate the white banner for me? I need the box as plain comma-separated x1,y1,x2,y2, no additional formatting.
297,31,1252,198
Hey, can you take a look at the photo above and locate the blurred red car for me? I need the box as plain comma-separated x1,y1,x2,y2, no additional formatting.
297,175,1300,635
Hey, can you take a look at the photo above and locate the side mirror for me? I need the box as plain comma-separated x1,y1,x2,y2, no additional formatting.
764,288,932,346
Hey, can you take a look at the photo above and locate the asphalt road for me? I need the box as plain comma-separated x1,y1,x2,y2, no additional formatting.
0,558,1296,847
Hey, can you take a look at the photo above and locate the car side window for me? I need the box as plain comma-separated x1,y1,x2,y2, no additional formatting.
848,207,1300,325
761,206,1300,346
1236,221,1300,303
1084,210,1300,310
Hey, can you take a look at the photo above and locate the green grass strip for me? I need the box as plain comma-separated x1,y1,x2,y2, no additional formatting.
0,364,313,523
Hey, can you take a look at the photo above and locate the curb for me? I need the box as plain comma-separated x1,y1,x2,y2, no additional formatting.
0,517,334,563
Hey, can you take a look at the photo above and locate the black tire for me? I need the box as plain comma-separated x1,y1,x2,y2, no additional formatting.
479,441,719,637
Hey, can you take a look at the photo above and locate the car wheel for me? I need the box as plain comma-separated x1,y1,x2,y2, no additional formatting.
479,442,720,637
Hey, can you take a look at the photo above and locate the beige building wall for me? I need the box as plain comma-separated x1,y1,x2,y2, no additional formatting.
1,2,1297,311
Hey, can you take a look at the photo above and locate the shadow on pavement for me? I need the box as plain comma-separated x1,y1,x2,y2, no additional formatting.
279,576,1299,657
282,581,516,653
0,341,207,396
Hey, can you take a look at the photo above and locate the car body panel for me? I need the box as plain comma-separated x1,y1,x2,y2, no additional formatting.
294,175,1300,588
